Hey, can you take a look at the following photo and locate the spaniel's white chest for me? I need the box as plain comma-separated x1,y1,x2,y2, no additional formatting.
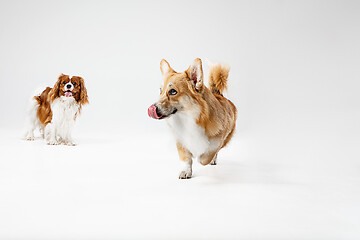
167,112,219,158
51,96,79,123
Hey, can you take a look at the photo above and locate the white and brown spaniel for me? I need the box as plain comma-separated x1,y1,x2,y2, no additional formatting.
25,74,88,145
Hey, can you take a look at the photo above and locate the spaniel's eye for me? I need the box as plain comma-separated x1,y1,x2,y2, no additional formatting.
169,89,177,95
73,82,77,86
62,81,67,84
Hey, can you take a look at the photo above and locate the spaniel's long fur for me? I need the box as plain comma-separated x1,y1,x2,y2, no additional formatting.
24,74,88,145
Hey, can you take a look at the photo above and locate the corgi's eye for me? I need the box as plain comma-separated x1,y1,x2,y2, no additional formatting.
62,81,67,84
169,89,177,95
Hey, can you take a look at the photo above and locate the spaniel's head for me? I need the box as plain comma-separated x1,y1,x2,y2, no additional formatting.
49,74,89,105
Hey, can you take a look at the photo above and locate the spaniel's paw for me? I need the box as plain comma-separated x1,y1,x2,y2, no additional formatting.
66,141,77,146
26,136,35,141
47,140,59,145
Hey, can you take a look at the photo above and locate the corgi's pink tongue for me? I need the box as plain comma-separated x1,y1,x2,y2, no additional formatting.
65,92,72,97
148,105,162,119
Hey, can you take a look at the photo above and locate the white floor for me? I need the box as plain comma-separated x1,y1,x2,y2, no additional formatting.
0,126,359,240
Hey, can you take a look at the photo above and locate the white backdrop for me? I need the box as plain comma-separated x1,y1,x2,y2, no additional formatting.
0,0,359,239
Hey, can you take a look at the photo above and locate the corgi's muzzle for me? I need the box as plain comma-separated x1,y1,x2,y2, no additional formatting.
148,104,177,120
148,105,162,119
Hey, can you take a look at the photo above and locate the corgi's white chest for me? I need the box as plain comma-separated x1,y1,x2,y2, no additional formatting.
167,112,219,158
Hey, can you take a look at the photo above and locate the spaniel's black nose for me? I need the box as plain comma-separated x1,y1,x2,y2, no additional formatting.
66,84,72,89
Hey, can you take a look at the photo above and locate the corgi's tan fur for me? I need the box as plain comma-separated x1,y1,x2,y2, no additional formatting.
148,58,237,179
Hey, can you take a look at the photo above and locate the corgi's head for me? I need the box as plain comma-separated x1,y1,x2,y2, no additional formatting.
148,58,204,120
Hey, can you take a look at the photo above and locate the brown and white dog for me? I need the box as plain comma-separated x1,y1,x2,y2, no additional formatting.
24,74,88,145
148,58,237,179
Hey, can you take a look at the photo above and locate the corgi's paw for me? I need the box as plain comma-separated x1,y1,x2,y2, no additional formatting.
179,169,192,179
210,153,218,165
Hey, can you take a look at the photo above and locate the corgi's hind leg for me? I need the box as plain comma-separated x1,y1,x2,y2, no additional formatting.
199,151,218,166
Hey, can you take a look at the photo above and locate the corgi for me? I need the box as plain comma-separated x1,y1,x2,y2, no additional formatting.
148,58,237,179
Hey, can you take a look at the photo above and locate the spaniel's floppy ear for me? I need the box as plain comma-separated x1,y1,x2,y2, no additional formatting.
48,74,64,102
186,58,204,92
78,77,89,105
160,59,175,75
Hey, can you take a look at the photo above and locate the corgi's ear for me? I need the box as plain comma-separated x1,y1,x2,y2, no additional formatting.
160,59,175,75
186,58,203,92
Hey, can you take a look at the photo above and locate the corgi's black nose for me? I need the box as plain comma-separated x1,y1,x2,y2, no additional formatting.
66,84,72,89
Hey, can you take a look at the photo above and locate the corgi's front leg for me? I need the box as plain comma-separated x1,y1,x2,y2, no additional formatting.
177,143,193,179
